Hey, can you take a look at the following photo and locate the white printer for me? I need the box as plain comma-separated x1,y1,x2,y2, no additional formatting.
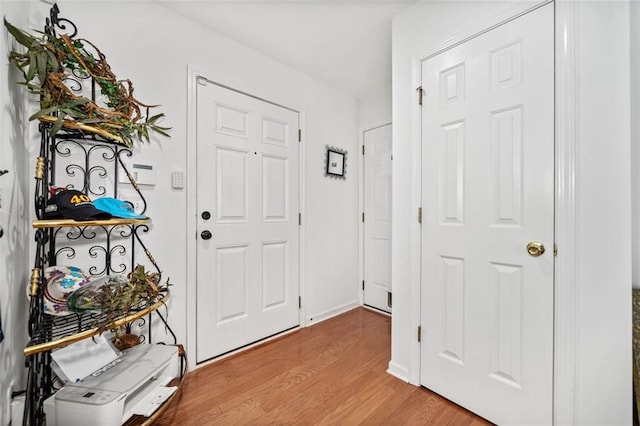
44,344,179,426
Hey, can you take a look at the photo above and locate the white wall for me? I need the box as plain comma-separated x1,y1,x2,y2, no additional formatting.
359,86,392,132
392,0,631,423
69,0,361,341
0,2,32,424
3,0,360,385
573,3,630,423
64,0,360,348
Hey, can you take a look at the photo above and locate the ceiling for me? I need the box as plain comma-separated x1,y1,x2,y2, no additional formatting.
154,0,414,100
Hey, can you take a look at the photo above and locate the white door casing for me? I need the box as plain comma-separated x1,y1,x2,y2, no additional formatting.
195,81,300,363
363,124,392,313
419,4,554,425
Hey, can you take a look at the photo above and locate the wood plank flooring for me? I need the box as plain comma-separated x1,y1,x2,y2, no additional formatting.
155,308,491,425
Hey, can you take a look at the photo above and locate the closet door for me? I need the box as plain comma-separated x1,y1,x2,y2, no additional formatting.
363,124,392,313
420,4,554,424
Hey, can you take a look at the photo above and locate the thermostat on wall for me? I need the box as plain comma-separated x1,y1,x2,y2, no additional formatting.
118,161,156,186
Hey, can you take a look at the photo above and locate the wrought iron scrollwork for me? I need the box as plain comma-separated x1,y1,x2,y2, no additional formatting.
24,5,175,425
45,3,77,38
52,139,126,197
63,76,83,93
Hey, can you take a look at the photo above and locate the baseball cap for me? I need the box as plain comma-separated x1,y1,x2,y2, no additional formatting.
45,189,113,221
93,197,148,220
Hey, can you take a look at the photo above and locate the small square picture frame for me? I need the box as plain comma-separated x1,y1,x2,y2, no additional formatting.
326,148,346,178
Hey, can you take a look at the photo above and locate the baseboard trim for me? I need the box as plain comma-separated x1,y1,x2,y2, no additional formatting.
193,326,301,370
387,361,410,383
363,304,391,317
306,300,359,325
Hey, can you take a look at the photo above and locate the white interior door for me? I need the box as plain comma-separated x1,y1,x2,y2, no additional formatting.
363,124,392,313
420,4,554,424
196,81,299,363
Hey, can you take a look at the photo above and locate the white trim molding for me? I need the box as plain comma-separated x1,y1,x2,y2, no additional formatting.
409,55,423,386
387,360,410,383
553,1,578,423
185,64,201,372
306,300,360,325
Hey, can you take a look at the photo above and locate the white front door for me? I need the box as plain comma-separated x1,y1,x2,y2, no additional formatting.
420,4,554,424
196,81,299,363
363,124,392,313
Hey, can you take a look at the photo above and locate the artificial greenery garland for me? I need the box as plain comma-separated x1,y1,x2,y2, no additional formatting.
4,19,170,147
67,264,170,337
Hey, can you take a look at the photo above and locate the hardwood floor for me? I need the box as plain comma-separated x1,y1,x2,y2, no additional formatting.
156,308,490,425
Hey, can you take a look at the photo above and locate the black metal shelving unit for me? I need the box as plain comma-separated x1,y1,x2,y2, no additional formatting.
22,5,178,425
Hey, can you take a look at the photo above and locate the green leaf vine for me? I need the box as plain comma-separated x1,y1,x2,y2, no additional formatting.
68,264,171,336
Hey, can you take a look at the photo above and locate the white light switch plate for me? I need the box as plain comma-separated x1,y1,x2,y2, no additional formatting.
117,189,144,213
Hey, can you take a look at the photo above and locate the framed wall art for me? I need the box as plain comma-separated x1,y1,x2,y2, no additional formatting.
325,145,347,179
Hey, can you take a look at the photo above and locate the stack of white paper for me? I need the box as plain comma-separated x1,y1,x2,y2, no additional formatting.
51,335,121,383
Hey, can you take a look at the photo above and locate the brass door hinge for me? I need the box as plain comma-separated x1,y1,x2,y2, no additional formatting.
417,325,422,342
418,207,423,224
554,243,558,256
417,86,424,106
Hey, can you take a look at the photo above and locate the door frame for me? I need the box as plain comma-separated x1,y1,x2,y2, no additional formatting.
407,1,577,423
360,122,393,313
185,65,307,371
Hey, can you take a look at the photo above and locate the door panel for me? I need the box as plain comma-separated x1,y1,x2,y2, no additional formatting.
420,4,554,424
262,155,288,221
216,245,249,324
364,124,392,313
262,241,288,309
196,82,299,363
216,147,248,222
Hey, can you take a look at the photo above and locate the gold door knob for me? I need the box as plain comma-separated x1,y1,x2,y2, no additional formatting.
526,241,545,257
